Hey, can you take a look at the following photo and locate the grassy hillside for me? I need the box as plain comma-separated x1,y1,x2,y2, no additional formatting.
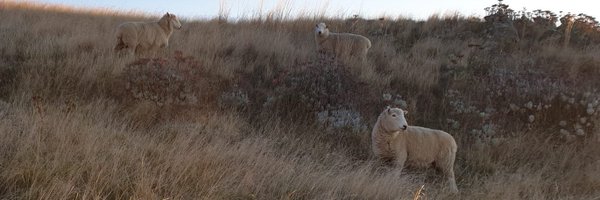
1,1,600,199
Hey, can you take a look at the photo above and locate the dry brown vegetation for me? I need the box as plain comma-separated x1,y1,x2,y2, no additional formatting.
1,1,600,199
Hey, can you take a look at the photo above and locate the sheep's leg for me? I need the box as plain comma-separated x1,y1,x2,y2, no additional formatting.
114,46,125,57
147,46,158,58
156,46,168,58
361,49,369,63
440,165,458,193
120,43,131,55
114,38,130,58
443,168,458,193
114,41,126,52
119,34,138,58
438,156,458,193
395,149,407,174
116,45,134,59
122,46,133,58
134,45,145,58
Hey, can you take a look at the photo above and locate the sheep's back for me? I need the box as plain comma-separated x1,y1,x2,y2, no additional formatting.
116,22,161,45
402,126,456,165
334,33,371,48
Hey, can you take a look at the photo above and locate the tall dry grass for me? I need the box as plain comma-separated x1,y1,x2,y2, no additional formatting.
1,1,600,199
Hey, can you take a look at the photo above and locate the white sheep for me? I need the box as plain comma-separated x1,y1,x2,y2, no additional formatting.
371,107,459,193
114,12,182,57
314,22,372,61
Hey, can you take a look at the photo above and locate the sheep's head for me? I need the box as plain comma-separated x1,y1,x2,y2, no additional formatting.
165,12,182,30
380,106,409,133
315,22,330,38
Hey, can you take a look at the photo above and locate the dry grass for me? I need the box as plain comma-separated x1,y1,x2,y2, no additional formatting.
1,2,600,199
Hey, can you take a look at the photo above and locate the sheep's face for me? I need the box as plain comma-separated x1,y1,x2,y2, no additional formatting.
381,107,409,133
165,13,182,29
315,22,330,38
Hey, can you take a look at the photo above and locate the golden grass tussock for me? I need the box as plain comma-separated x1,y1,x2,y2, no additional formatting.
1,1,600,199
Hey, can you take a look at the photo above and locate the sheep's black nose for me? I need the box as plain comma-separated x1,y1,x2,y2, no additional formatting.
318,31,322,34
402,125,407,130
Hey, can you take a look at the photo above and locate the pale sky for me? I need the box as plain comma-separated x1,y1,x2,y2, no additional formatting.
26,0,600,20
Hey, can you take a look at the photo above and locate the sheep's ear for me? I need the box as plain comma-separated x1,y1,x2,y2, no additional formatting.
403,110,408,115
385,106,391,114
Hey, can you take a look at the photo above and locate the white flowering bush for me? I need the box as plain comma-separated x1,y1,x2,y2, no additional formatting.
120,51,225,107
316,107,367,132
441,50,600,144
382,93,408,109
218,85,250,111
266,54,355,108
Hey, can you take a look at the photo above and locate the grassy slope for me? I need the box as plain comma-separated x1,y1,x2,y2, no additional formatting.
1,2,600,199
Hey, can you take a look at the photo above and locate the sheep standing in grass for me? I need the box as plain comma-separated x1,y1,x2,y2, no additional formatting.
371,107,459,193
114,12,182,57
314,22,371,61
